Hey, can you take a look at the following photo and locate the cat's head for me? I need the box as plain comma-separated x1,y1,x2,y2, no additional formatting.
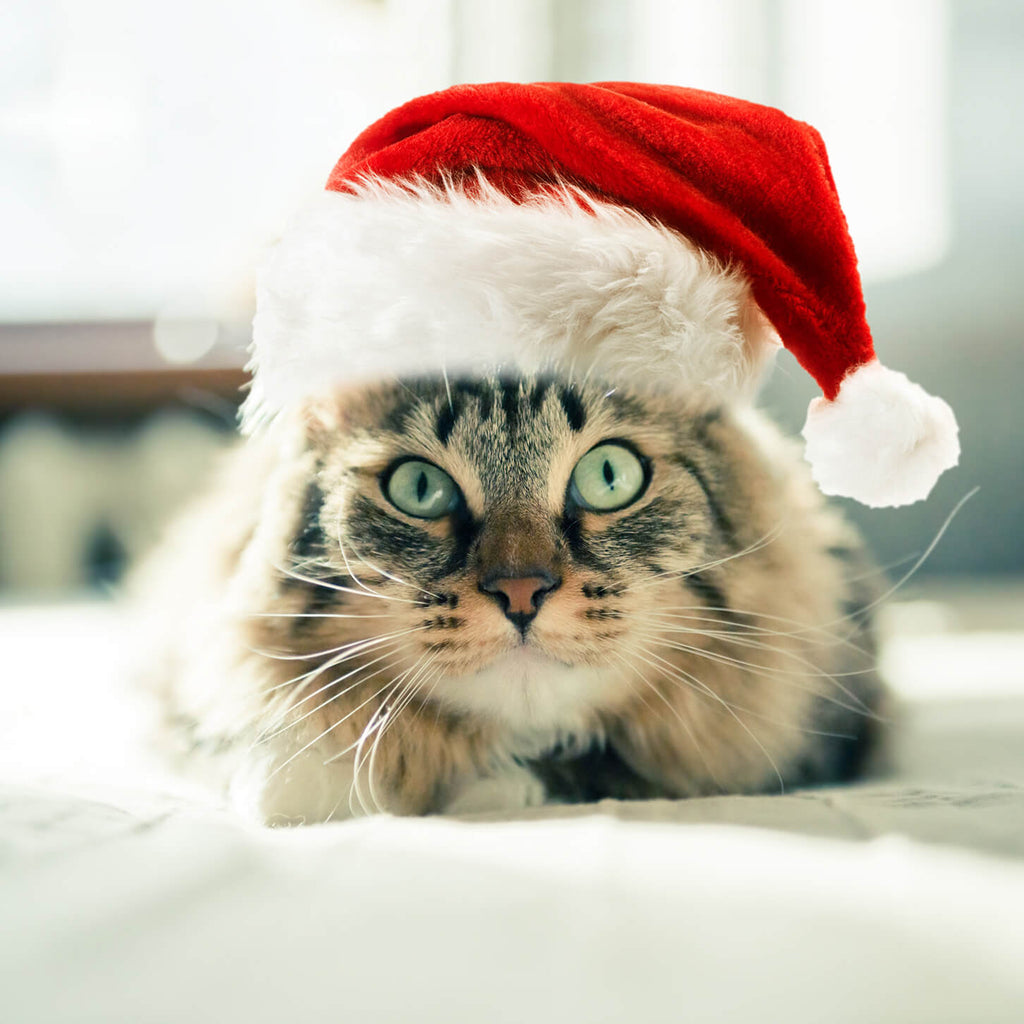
273,373,771,732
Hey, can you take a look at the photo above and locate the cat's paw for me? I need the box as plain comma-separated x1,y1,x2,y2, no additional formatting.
229,750,359,826
442,765,547,815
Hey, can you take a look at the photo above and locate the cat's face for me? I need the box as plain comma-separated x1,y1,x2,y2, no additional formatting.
288,374,740,732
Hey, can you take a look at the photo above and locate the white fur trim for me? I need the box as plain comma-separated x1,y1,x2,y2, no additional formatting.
802,360,960,508
242,179,778,430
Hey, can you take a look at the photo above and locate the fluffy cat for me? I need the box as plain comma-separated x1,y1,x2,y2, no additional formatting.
138,373,886,824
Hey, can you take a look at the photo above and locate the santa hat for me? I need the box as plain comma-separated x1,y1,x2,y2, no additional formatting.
244,82,959,508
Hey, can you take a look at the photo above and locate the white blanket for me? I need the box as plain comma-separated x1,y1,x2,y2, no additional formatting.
2,601,1023,1023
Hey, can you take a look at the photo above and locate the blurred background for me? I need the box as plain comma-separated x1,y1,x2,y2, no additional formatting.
0,0,1021,607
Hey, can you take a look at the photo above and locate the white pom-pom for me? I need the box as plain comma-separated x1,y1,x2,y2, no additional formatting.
802,360,960,508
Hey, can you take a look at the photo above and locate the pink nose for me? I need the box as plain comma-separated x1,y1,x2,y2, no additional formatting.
479,571,560,633
486,576,553,616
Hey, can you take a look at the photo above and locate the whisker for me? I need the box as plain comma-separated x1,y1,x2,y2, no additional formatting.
258,644,387,699
335,531,442,604
648,619,879,675
442,363,454,416
261,666,403,758
249,624,428,663
653,627,882,716
348,702,389,816
630,630,875,717
608,651,723,791
840,549,920,584
322,690,394,769
638,489,975,648
619,649,856,742
249,611,397,621
364,657,441,813
628,645,785,794
623,522,785,594
643,606,875,656
637,613,879,678
254,647,411,744
342,531,443,601
821,487,978,630
350,653,439,814
276,559,425,606
263,673,404,788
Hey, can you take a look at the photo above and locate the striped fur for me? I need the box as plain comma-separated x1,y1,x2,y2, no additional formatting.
138,374,887,824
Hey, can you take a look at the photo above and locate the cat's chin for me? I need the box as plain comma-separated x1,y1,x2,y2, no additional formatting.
429,644,626,734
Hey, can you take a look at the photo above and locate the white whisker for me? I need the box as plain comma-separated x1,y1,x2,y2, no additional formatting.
335,531,443,604
340,529,443,601
623,522,785,594
259,649,376,701
822,487,978,629
255,647,411,744
263,673,403,788
442,363,454,415
249,624,429,664
249,611,397,621
272,562,412,603
364,657,442,814
609,651,722,790
643,606,875,655
647,618,880,678
628,645,785,794
630,630,876,718
618,650,856,742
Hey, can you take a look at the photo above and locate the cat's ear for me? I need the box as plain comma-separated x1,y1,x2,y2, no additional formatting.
301,385,392,449
300,396,343,448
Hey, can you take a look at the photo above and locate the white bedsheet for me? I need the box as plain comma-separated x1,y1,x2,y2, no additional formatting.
2,600,1023,1023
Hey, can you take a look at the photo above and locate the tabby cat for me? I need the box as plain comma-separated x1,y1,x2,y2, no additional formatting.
140,372,886,824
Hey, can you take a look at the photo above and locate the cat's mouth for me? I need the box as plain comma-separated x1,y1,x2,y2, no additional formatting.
426,642,625,729
495,644,574,673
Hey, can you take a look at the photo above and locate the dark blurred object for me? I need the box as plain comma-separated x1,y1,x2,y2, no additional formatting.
0,321,246,415
0,320,242,593
0,409,230,593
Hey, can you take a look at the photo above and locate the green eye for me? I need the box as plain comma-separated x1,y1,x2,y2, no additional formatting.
570,443,648,512
384,460,459,519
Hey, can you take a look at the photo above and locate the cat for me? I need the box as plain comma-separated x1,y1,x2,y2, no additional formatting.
137,372,887,824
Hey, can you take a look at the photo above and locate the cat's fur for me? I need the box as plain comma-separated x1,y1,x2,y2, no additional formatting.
138,373,887,824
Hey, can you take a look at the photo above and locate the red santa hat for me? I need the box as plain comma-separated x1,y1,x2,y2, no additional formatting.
244,81,959,508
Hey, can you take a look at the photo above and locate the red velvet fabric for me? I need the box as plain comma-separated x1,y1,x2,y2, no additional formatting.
329,82,876,401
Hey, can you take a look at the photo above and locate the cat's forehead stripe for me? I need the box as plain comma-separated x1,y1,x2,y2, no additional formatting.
499,378,521,433
435,392,462,446
668,452,737,550
529,378,552,413
292,480,328,560
557,385,587,432
432,375,589,446
452,379,494,421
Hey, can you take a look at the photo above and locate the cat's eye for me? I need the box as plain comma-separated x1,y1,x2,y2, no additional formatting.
383,459,460,519
569,443,648,512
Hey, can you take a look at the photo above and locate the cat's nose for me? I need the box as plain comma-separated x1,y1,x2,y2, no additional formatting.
479,571,560,632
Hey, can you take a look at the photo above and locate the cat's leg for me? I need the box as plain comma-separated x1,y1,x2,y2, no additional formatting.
229,744,361,826
441,763,547,815
228,690,556,820
237,753,550,823
231,710,525,821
